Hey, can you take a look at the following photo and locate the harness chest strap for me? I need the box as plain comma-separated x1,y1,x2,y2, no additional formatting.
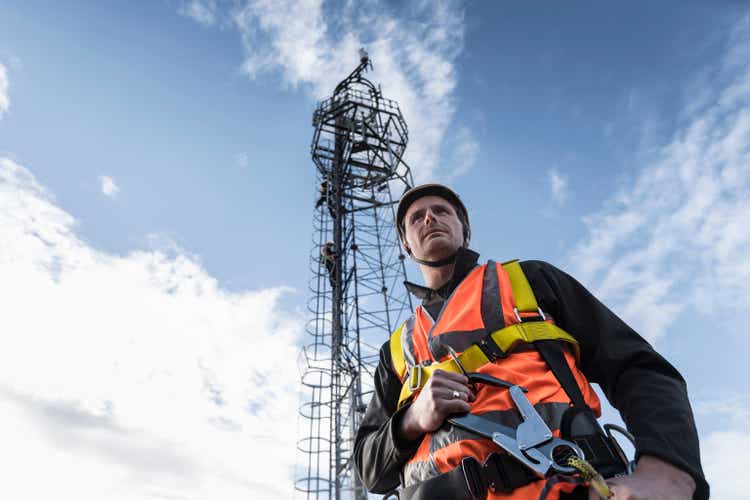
394,321,579,409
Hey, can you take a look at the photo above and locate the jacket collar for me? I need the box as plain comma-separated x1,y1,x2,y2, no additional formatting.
403,247,480,305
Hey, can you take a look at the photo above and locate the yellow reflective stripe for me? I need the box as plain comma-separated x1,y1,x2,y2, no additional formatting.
396,322,580,409
502,259,538,313
389,323,407,380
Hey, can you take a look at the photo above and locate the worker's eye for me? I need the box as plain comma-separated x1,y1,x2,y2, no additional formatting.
434,206,448,214
410,211,424,224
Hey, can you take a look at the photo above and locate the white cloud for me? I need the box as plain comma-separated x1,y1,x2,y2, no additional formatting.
547,168,568,205
695,396,750,429
0,62,9,118
235,152,249,168
230,0,470,181
0,158,303,499
567,14,750,343
179,0,219,27
444,126,480,181
100,175,119,198
695,397,750,499
701,430,746,500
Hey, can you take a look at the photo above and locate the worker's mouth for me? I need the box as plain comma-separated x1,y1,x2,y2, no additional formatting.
423,229,446,240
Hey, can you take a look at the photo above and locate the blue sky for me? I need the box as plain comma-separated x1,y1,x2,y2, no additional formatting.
1,1,749,498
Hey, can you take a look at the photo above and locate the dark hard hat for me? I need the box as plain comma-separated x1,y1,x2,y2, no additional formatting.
396,183,470,245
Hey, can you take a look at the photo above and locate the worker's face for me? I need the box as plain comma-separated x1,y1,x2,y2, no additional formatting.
402,195,465,262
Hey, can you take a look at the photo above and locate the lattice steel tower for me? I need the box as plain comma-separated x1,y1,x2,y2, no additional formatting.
295,51,414,500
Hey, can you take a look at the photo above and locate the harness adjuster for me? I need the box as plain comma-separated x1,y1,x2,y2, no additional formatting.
407,365,423,392
515,306,548,323
476,336,507,362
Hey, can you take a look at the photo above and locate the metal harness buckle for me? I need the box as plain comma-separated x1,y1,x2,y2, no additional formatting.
407,365,423,392
514,306,548,323
477,337,506,362
448,375,585,478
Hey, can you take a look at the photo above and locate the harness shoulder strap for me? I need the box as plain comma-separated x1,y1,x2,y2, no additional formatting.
501,259,538,312
502,260,588,409
389,322,408,380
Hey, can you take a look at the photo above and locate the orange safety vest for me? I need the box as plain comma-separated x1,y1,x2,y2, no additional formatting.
390,260,602,500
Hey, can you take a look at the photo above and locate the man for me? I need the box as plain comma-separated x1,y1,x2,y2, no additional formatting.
353,184,708,499
321,241,336,288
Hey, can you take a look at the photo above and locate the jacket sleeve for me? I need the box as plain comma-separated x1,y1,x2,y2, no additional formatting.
521,260,709,500
353,341,422,493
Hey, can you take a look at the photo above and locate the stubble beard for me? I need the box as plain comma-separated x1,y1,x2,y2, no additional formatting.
420,233,459,261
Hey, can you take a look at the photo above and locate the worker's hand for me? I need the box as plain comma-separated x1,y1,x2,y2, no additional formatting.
398,369,475,441
588,455,695,500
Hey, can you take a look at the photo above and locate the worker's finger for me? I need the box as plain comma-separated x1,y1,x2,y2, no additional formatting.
432,376,472,391
604,477,622,489
430,369,469,385
440,388,469,401
436,397,472,414
432,379,475,401
420,383,468,403
602,479,625,499
429,372,472,392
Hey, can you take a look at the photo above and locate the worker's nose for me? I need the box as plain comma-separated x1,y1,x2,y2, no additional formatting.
423,209,435,225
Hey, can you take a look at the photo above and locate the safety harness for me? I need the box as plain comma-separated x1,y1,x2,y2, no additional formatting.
390,260,578,408
388,260,628,499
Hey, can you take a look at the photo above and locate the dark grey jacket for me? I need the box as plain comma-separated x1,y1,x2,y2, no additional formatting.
353,252,708,499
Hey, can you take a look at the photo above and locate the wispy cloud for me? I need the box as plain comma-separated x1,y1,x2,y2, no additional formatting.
99,175,119,198
444,126,479,180
0,158,302,499
0,62,9,119
696,396,749,499
547,167,568,205
567,14,750,343
235,152,248,168
701,429,747,500
695,396,750,428
228,0,472,181
178,0,219,27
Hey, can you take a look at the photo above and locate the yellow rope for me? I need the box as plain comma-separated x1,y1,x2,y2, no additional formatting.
566,456,613,499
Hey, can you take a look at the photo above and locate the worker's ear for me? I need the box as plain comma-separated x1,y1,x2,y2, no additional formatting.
400,238,412,256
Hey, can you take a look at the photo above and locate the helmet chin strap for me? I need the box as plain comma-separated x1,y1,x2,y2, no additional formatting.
411,252,457,268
